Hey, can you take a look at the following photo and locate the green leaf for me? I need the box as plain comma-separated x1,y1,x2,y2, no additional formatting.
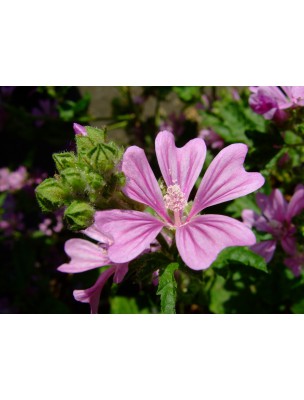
173,86,202,103
157,262,179,314
225,194,260,218
291,298,304,314
199,99,266,145
211,246,268,274
110,296,149,314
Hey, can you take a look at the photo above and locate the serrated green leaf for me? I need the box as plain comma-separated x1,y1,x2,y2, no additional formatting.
157,262,179,314
211,246,268,273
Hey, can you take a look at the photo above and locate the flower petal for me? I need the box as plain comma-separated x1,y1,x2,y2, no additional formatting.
284,254,304,277
250,240,277,263
281,235,297,255
122,146,169,222
286,184,304,222
113,263,129,284
155,130,206,200
176,214,256,270
94,210,165,263
73,266,116,314
257,190,287,223
242,209,269,232
58,239,110,273
189,144,265,218
82,224,113,245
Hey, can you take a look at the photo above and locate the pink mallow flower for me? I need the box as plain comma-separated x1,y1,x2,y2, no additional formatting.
93,130,264,271
58,224,128,313
242,186,304,268
249,86,304,122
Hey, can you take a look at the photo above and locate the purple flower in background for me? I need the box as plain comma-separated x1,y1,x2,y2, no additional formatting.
242,186,304,270
94,131,264,271
160,113,186,137
281,86,304,107
198,129,224,150
58,224,128,313
0,166,28,192
39,210,63,236
0,86,15,98
249,87,290,121
73,122,87,136
32,99,58,127
284,253,304,277
249,86,304,121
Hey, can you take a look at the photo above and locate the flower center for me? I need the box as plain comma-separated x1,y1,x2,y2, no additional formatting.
163,184,187,212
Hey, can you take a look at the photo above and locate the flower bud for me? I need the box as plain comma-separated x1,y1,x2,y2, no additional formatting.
35,178,67,212
61,168,86,193
53,152,76,172
64,201,95,230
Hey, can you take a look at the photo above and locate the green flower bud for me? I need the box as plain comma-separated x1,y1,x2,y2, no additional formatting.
87,143,117,172
64,201,95,231
61,168,86,193
52,152,76,172
115,171,126,187
75,135,94,155
35,178,66,212
86,172,105,190
85,126,106,143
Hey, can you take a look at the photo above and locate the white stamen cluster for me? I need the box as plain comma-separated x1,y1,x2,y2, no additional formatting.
164,184,187,212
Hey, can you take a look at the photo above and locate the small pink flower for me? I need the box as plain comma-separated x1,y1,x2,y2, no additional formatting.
281,86,304,107
249,86,304,121
0,166,28,192
249,86,290,121
94,131,264,271
242,186,304,264
73,123,87,136
198,129,224,150
58,224,128,313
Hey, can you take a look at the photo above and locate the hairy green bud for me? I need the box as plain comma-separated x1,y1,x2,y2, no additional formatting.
35,178,66,212
86,126,106,143
53,152,76,172
64,201,95,231
61,168,86,193
87,143,117,172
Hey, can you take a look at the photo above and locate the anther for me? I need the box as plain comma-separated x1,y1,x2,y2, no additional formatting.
163,184,187,212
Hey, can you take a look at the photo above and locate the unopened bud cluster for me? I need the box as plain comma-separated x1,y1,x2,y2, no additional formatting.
36,125,127,230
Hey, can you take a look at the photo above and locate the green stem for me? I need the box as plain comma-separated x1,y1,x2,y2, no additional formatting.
156,233,170,253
